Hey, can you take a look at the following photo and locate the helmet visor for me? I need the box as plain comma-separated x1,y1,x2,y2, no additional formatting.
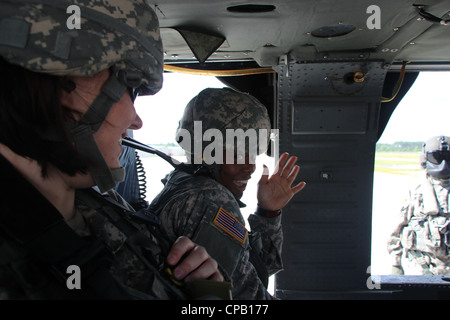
426,150,450,164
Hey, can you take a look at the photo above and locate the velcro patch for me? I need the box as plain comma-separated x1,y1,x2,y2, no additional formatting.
213,207,248,244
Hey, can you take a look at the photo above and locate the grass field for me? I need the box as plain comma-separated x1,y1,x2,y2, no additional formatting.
374,152,421,176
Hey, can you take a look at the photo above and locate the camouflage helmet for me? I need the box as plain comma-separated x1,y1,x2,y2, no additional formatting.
176,87,272,165
0,0,164,192
420,136,450,179
0,0,163,95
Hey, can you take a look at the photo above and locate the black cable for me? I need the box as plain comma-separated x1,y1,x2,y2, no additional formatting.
121,137,180,167
417,7,450,26
134,150,147,201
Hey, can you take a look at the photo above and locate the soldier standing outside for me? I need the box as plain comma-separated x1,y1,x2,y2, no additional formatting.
388,136,450,275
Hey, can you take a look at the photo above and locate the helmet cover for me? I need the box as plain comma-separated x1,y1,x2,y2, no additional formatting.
0,0,163,95
176,87,272,163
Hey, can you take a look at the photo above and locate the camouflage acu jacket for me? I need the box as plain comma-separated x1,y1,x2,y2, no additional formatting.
149,168,283,299
387,174,450,275
0,154,187,299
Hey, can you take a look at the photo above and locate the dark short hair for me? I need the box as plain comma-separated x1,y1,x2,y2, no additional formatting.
0,57,88,176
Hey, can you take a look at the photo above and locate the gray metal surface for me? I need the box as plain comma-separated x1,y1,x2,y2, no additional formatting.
274,60,387,297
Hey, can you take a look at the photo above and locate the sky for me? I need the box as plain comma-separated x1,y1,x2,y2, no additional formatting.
377,71,450,144
133,71,450,146
133,72,224,145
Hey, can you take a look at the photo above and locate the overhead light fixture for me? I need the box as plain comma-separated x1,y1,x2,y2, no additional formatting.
311,24,356,38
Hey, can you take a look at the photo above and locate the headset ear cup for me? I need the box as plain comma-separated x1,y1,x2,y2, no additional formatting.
419,152,427,170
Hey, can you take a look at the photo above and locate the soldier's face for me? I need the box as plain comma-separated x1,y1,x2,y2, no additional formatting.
220,154,256,199
60,70,143,183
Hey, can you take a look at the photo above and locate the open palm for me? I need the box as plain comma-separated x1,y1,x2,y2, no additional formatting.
257,153,306,211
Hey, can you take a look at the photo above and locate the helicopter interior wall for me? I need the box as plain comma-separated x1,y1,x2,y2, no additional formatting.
271,60,387,298
216,69,420,145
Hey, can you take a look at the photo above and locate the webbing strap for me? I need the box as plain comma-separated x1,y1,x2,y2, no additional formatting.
81,74,125,132
67,74,126,193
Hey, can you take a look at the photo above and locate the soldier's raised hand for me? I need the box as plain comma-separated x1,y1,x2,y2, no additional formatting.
257,152,306,212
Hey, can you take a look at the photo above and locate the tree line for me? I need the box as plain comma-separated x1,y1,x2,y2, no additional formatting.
376,141,422,152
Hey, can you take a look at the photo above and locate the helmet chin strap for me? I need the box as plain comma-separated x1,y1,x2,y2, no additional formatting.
67,73,127,193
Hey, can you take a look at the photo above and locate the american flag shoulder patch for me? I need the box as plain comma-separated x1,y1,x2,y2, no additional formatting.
213,207,248,244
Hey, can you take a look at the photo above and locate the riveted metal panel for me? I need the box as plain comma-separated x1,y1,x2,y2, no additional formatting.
274,60,387,298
